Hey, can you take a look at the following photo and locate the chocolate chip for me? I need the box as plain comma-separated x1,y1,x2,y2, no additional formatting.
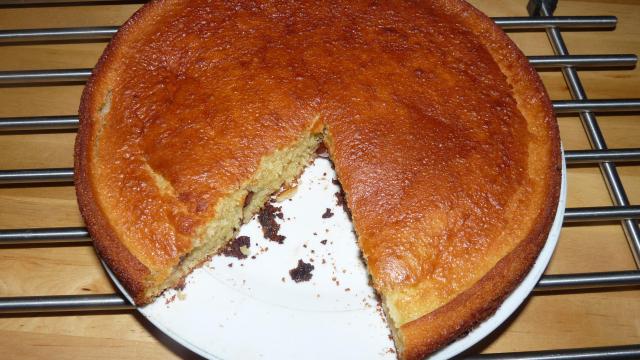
315,142,329,158
243,191,254,209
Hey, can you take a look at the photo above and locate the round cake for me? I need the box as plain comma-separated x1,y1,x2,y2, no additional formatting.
74,0,561,358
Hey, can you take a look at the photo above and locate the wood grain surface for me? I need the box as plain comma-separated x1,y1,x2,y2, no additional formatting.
0,0,638,359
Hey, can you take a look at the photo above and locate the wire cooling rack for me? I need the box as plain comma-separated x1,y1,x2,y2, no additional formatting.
0,0,638,358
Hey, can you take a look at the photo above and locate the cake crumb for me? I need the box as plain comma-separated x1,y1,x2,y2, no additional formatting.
258,203,286,243
275,185,298,202
221,236,251,259
289,260,315,282
334,187,352,218
165,293,177,305
322,208,334,218
320,239,327,245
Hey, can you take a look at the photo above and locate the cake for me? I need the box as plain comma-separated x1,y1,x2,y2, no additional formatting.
74,0,561,359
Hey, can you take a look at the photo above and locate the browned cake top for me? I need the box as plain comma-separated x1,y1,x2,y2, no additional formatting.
75,0,560,358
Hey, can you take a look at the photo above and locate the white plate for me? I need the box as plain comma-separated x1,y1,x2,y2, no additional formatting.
104,151,567,360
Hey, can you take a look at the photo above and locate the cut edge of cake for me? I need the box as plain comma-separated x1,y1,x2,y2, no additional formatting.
140,128,324,303
77,84,325,304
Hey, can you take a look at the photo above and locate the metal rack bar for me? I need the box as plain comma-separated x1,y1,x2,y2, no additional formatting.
1,270,637,313
2,55,621,70
0,115,79,131
0,17,620,43
465,344,640,360
553,99,640,113
0,104,636,127
3,114,640,133
0,27,116,42
535,271,640,291
3,207,638,245
493,16,617,29
540,2,640,267
0,0,143,5
0,68,90,84
4,147,640,183
528,55,637,68
0,168,73,183
3,54,637,84
0,227,89,245
0,294,133,313
564,206,640,222
564,149,640,164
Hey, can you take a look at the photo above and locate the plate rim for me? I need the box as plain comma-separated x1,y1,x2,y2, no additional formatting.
429,148,567,359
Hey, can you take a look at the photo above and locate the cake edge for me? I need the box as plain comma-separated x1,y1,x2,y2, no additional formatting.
75,1,156,305
394,1,562,359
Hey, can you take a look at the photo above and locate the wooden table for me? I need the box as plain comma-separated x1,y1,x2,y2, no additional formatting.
0,0,638,358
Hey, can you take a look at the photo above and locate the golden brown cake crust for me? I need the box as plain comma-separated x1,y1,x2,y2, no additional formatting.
75,4,157,304
75,0,561,357
393,2,560,358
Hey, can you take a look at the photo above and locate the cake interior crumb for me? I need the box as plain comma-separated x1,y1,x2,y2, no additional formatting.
289,259,315,282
